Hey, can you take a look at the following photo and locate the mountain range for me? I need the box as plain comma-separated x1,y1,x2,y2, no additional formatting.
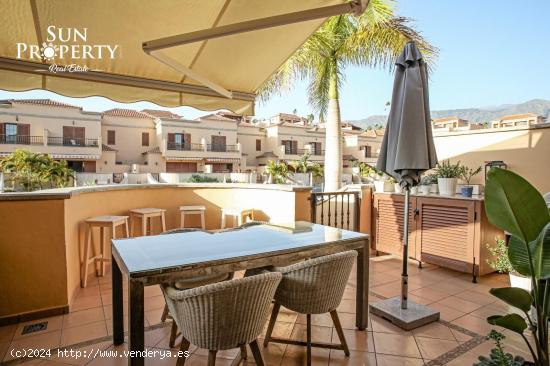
347,99,550,129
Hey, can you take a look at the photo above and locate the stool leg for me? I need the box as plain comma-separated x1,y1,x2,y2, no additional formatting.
330,310,350,356
306,314,312,366
200,212,205,230
161,212,166,233
142,215,147,236
180,211,185,229
263,303,280,346
98,226,105,276
81,225,91,287
249,340,265,366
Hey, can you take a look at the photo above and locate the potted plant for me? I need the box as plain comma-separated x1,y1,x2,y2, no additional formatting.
419,175,432,194
460,165,482,198
389,176,402,193
475,330,525,366
486,238,531,292
482,168,550,366
433,160,464,196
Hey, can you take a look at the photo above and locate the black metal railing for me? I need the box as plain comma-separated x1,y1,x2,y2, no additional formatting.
284,147,299,155
311,149,325,156
167,142,203,151
0,135,43,145
207,144,238,152
47,137,99,147
310,191,360,232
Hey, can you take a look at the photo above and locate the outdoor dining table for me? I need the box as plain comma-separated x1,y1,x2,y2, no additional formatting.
111,221,369,366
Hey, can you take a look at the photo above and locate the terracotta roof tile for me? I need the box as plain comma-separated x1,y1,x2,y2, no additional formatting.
103,108,152,119
498,113,542,121
141,109,182,119
1,99,81,109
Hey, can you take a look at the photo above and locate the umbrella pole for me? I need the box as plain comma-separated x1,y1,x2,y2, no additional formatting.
401,186,410,310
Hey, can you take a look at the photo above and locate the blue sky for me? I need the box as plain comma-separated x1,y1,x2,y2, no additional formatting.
1,0,549,121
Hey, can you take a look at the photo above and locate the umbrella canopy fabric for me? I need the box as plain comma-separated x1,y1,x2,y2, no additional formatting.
0,0,345,115
377,42,437,187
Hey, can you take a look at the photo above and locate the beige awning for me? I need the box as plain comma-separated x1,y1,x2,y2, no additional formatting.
0,0,363,115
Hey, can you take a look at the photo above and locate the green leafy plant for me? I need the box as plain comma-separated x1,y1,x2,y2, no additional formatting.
433,160,465,179
486,238,515,274
462,165,482,185
484,168,550,365
265,160,289,184
475,330,525,366
187,174,219,183
289,153,311,174
420,173,438,186
0,149,74,191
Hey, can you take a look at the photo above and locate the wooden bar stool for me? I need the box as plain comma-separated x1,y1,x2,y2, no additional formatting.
81,215,129,288
220,208,254,229
129,208,166,236
179,205,206,229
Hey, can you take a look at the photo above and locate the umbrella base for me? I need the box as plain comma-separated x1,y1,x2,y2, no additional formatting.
369,297,440,331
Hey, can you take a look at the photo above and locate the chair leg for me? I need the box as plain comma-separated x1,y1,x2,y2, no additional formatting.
330,310,350,356
263,303,280,347
306,314,312,366
249,340,265,366
161,303,169,322
239,345,247,360
207,350,217,366
169,320,178,348
176,336,190,366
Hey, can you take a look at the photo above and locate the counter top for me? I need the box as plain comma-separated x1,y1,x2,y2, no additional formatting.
0,183,312,201
373,191,485,201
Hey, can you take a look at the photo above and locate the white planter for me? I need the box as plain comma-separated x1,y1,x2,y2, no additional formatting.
438,178,457,196
419,185,431,195
509,272,532,292
456,183,483,195
430,183,439,194
394,183,402,193
410,186,418,194
374,180,394,192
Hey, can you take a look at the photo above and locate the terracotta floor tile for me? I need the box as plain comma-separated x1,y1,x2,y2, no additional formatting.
60,320,107,347
48,340,112,366
262,321,294,339
282,344,330,366
184,353,234,365
372,332,421,358
0,342,10,362
437,296,484,313
429,302,466,322
194,347,239,360
70,294,102,312
407,294,433,305
290,324,332,343
450,328,472,342
328,350,376,366
415,336,459,359
144,295,166,312
296,313,333,327
0,324,16,343
13,316,63,340
370,315,411,335
246,341,285,366
451,314,499,335
375,354,423,366
336,299,356,314
63,307,105,329
5,331,61,362
409,287,451,303
331,329,374,353
145,308,165,327
411,322,455,340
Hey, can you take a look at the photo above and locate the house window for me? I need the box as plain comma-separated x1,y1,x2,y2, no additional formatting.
364,145,372,158
256,139,261,151
142,132,149,146
282,140,298,154
107,130,115,145
5,123,17,143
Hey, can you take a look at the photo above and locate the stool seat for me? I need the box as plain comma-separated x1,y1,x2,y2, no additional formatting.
180,205,206,229
85,215,128,224
221,208,254,229
130,208,166,215
129,208,167,236
81,215,129,287
180,205,206,211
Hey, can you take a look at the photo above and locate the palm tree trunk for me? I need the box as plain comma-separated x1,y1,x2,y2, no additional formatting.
324,62,343,192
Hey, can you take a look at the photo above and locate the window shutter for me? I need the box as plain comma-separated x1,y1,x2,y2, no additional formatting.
17,124,30,144
107,130,115,145
142,132,149,146
167,133,175,143
184,133,191,149
256,139,261,151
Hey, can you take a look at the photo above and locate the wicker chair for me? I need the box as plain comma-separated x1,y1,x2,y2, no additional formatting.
263,251,357,366
162,272,282,366
159,228,233,347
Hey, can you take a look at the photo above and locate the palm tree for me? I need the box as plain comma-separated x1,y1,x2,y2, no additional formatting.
290,153,311,173
260,0,437,191
265,160,289,184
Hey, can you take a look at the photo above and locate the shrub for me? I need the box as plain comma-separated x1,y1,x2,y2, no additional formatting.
187,174,219,183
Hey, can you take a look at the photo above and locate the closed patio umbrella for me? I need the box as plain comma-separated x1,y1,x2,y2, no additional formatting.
370,41,439,330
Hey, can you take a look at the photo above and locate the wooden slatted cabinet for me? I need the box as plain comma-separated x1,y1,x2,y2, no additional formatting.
372,193,503,280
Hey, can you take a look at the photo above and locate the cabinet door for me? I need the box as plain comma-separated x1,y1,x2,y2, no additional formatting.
416,197,475,273
374,194,417,259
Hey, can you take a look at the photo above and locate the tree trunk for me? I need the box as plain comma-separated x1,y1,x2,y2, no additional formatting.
324,64,343,192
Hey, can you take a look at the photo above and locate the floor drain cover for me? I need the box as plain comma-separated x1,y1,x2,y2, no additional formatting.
21,321,48,335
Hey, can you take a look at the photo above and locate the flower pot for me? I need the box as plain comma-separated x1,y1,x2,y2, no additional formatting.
374,180,394,192
419,185,431,195
410,186,418,194
429,183,439,194
461,186,474,198
394,183,402,193
509,272,532,292
437,178,457,196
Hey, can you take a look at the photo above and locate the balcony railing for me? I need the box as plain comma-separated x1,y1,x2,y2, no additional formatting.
207,144,238,152
310,149,325,156
0,135,43,145
47,137,99,147
167,142,204,151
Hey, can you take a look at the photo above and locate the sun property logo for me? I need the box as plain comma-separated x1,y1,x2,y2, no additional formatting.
16,26,120,73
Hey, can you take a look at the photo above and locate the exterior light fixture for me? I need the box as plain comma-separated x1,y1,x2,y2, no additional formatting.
484,160,507,183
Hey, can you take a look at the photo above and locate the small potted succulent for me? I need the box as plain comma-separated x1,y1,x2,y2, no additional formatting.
433,160,464,196
418,175,432,195
486,238,531,292
460,165,482,198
